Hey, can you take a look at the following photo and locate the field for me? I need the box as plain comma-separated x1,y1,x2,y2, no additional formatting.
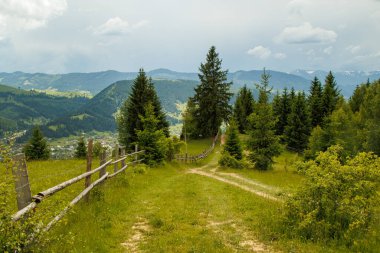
6,139,380,252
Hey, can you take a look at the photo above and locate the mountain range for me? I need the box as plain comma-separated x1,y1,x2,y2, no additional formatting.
2,68,378,97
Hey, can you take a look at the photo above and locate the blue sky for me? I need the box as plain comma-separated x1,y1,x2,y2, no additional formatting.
0,0,379,73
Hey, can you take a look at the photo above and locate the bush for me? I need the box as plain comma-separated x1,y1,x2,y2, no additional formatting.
284,145,380,246
218,152,244,169
133,164,147,174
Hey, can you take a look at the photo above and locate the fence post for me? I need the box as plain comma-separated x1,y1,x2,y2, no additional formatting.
99,150,107,178
121,148,125,171
114,144,119,173
84,139,93,201
12,154,32,211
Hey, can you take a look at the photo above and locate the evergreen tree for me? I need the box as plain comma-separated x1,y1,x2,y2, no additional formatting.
247,71,280,170
308,77,324,127
181,99,198,139
322,71,340,118
118,69,169,150
136,103,168,165
233,85,255,133
285,92,311,152
349,84,367,113
273,88,291,137
223,119,243,160
23,126,50,160
191,46,233,137
75,136,87,158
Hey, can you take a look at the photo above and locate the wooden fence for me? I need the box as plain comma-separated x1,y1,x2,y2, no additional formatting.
175,131,220,163
11,140,144,233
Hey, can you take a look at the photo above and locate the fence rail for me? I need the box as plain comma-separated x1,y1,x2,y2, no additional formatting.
11,141,145,233
175,131,220,163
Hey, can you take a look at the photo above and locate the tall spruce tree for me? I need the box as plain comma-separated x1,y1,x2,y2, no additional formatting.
322,71,340,118
285,92,311,152
223,119,243,160
191,46,233,137
23,126,50,160
273,88,291,137
233,85,255,133
247,71,280,170
118,69,169,150
308,77,324,127
136,103,168,165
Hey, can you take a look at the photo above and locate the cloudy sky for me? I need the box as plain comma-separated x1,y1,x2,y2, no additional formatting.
0,0,379,73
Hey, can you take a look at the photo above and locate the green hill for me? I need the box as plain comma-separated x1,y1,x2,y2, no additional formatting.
40,79,198,138
0,84,89,134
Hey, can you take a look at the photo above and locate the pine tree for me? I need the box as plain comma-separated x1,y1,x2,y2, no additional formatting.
223,119,243,160
349,84,367,113
247,71,280,170
308,77,324,127
285,92,311,152
181,98,198,139
322,71,340,118
191,46,233,138
118,69,169,150
75,136,87,158
23,126,50,160
273,88,291,137
233,85,255,133
136,103,168,165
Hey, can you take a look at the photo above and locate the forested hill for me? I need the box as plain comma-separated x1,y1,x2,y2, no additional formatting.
1,69,379,97
38,79,198,138
0,84,89,133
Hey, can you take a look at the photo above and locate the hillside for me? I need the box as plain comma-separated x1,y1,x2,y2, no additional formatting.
0,84,89,134
40,79,198,138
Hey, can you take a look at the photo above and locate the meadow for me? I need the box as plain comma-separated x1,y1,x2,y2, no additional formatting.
5,139,379,252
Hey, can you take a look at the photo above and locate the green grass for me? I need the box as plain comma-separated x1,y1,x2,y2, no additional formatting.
180,138,214,155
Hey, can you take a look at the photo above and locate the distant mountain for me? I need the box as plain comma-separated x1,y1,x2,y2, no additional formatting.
2,68,374,98
0,84,89,134
39,79,198,138
291,70,380,97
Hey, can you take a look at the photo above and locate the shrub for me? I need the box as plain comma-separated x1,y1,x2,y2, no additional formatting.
75,136,87,159
284,145,380,246
218,152,244,169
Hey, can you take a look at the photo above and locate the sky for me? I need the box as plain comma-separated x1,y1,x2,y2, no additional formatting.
0,0,379,73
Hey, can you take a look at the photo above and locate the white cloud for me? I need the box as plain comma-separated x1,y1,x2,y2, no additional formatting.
277,22,337,44
274,52,287,59
323,46,333,55
247,45,272,59
92,17,148,36
0,0,67,32
346,45,361,54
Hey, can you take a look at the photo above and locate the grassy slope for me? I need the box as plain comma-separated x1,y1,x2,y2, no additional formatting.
11,139,377,252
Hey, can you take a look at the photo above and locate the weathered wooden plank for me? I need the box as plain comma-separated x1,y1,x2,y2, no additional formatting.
85,139,93,202
12,154,32,211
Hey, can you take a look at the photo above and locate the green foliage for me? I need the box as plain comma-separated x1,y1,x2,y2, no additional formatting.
308,77,324,127
349,84,367,113
189,46,233,138
181,99,199,139
75,136,87,159
223,119,243,160
233,85,255,134
166,136,183,161
117,69,169,150
136,103,168,166
284,92,311,152
322,71,340,119
273,88,291,138
247,71,281,170
92,141,106,158
23,126,50,160
284,145,380,246
218,152,244,169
